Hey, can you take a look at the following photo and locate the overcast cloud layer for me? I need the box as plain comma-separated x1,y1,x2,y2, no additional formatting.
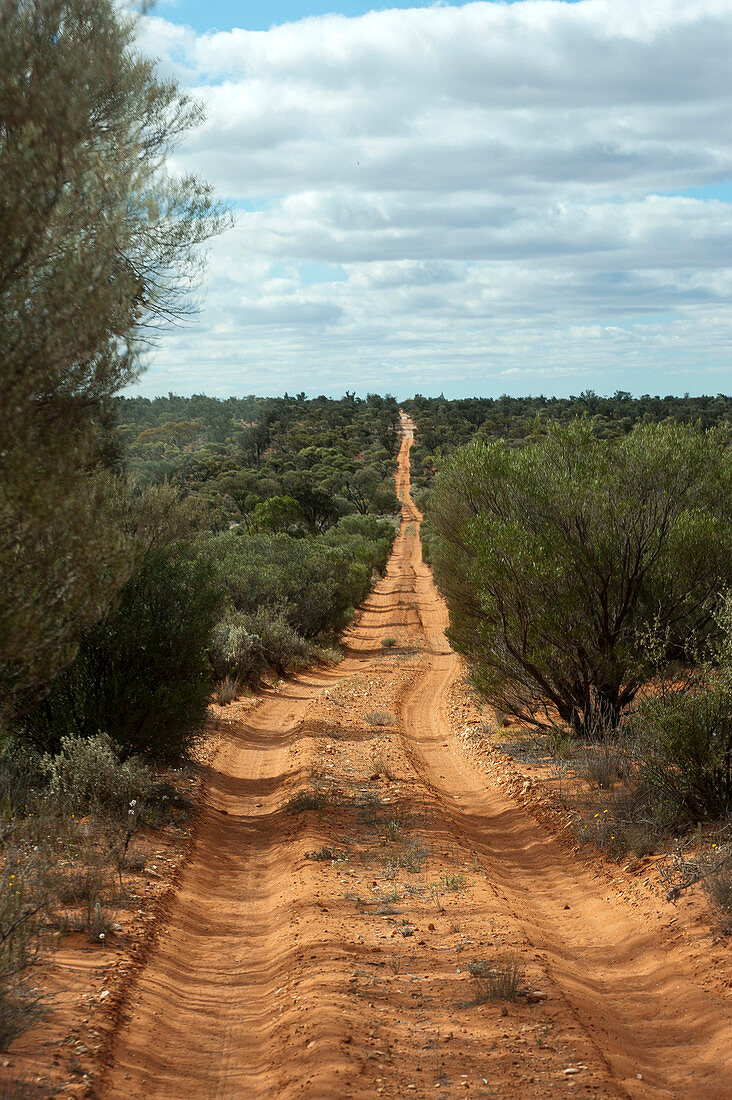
134,0,732,398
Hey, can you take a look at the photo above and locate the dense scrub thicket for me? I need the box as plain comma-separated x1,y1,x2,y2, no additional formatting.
114,390,400,524
404,391,732,501
7,394,400,764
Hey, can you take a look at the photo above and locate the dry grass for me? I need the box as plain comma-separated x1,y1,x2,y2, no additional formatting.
214,676,240,705
467,956,525,1003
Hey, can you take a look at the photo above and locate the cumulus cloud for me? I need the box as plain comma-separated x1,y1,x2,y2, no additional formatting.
132,1,732,397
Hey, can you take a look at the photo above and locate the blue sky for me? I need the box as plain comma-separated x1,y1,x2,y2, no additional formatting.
161,1,539,34
132,1,732,400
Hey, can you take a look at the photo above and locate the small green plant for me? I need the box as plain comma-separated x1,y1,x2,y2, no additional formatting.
305,845,346,862
383,842,427,874
286,788,328,814
467,956,524,1003
439,873,467,892
366,710,395,727
376,903,398,915
381,637,398,649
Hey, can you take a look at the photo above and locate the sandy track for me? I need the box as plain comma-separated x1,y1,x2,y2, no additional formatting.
99,419,732,1099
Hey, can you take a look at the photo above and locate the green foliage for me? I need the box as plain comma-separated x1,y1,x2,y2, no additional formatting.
0,470,135,723
250,495,306,534
208,612,267,686
320,514,397,576
114,392,401,526
42,733,153,816
25,545,223,761
0,0,228,722
631,680,732,825
208,518,393,646
430,420,732,732
203,514,396,683
404,391,732,496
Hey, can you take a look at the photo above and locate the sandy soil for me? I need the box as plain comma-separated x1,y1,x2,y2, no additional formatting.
30,417,732,1098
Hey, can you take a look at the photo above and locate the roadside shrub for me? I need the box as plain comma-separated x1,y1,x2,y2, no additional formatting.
430,420,732,733
0,845,54,1048
322,514,397,576
24,546,223,762
286,788,328,813
630,682,732,826
245,608,316,674
577,745,628,790
702,860,732,933
208,612,267,686
366,710,395,726
43,733,153,815
209,532,362,639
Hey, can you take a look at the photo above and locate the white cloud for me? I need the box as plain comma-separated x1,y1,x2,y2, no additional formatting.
132,1,732,397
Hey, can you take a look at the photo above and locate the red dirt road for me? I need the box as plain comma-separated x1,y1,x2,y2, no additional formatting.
98,417,732,1099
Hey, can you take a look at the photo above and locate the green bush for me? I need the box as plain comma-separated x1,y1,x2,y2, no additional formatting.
430,420,732,733
631,682,732,825
208,612,267,686
0,845,52,1049
245,608,316,674
24,546,223,762
321,514,396,577
208,530,375,640
42,733,153,815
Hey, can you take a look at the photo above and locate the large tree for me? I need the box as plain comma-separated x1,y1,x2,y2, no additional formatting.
0,0,230,719
429,420,732,733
